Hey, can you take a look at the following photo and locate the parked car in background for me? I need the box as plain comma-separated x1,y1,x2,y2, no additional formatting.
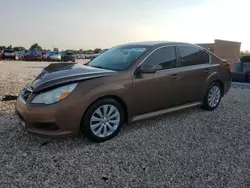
15,51,26,60
89,53,100,60
0,50,2,60
76,54,80,59
24,50,43,61
61,51,76,62
79,54,85,59
84,54,92,59
42,51,51,61
47,51,61,61
16,41,231,142
2,49,15,60
76,54,85,59
14,52,20,60
19,50,26,60
231,55,250,82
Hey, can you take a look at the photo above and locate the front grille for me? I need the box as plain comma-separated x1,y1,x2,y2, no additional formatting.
20,85,33,102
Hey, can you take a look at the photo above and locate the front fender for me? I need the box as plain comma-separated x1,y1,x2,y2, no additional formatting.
75,75,133,118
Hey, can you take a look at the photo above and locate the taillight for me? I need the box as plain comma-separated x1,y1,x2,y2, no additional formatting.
226,63,231,71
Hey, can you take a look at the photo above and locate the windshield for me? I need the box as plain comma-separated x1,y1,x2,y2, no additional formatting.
4,50,14,53
88,46,147,71
66,52,74,55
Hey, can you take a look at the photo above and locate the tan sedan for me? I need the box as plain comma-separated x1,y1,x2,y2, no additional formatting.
16,42,231,142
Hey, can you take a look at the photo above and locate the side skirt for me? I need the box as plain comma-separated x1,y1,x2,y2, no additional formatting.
130,101,202,123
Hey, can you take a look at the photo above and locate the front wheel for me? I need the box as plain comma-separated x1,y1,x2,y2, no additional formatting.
81,98,124,142
202,82,222,110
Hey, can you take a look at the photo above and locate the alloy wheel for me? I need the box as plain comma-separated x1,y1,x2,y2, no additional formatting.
208,85,221,108
90,104,120,138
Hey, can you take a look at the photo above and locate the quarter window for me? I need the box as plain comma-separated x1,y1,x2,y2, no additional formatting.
143,46,177,70
178,46,209,66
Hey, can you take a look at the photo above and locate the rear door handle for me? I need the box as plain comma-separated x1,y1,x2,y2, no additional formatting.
171,74,181,80
204,68,211,73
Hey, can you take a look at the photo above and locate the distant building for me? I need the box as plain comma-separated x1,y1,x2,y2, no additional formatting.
197,39,241,63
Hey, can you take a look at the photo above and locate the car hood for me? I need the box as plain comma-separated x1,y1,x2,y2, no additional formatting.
30,63,117,92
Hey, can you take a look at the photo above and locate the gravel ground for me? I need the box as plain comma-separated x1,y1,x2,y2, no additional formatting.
0,61,250,188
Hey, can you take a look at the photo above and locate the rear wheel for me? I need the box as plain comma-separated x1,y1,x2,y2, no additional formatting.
202,82,222,110
81,98,124,142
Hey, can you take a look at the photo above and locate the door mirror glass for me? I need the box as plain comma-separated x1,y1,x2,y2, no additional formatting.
136,64,156,74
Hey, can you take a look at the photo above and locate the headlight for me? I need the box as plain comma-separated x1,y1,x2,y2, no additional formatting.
31,83,78,104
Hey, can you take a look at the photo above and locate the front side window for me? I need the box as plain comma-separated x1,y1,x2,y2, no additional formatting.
178,46,209,67
88,46,147,71
142,46,177,70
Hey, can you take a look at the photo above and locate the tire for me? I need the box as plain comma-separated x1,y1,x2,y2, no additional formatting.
202,82,222,110
81,98,124,142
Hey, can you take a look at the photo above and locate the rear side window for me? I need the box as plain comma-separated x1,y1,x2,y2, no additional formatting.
178,46,209,66
143,46,177,70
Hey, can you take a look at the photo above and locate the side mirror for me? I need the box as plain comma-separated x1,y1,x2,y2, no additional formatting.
136,64,156,74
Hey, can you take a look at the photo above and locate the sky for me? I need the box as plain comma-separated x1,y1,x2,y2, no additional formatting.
1,0,250,51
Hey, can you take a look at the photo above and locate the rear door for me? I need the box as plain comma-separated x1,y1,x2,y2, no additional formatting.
132,46,182,116
177,45,212,103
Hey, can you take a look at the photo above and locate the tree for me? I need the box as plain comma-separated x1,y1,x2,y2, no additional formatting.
79,49,84,54
93,48,102,54
53,48,59,52
7,45,12,49
13,46,26,51
29,43,42,51
0,46,6,50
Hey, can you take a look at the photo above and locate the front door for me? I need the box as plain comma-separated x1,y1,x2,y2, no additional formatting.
132,46,182,116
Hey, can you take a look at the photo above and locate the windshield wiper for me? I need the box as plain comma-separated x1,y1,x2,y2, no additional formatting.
89,65,119,71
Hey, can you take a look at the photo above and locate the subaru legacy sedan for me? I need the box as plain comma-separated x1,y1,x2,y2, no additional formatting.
16,42,231,142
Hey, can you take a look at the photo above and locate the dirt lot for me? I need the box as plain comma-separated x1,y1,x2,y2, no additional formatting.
0,61,250,188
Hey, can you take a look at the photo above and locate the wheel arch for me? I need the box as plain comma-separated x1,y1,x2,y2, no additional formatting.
205,72,225,97
206,79,224,97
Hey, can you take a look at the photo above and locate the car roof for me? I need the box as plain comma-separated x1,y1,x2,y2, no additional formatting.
119,41,201,48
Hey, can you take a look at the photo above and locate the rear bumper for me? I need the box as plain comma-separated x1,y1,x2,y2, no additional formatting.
48,57,61,61
224,80,232,96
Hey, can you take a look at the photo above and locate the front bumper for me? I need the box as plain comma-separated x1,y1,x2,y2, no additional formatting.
15,94,84,138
